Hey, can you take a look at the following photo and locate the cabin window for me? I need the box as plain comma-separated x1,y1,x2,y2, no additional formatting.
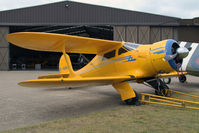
104,50,115,59
118,47,128,55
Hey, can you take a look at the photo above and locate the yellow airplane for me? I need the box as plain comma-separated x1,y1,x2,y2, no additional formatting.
7,32,189,105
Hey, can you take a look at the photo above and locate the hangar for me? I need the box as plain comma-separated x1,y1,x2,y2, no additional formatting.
0,1,198,70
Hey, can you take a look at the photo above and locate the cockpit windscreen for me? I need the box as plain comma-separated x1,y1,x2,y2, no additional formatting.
123,42,140,51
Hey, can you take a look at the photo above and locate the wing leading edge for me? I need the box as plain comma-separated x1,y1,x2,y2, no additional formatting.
18,76,134,88
18,71,185,88
157,72,187,78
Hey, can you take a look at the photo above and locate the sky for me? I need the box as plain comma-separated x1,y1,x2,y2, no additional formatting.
0,0,198,19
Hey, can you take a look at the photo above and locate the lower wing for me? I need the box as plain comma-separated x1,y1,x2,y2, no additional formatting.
157,71,187,78
19,76,133,88
18,71,186,88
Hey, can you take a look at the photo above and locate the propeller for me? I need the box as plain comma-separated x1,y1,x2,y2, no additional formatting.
164,47,190,61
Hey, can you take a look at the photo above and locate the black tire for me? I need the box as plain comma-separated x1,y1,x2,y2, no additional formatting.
162,78,171,84
178,75,186,83
124,91,140,105
155,90,158,95
155,80,169,97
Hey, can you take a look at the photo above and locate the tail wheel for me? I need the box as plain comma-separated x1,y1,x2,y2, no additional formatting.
124,91,140,105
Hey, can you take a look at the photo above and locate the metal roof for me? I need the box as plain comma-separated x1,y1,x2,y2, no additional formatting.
0,1,180,26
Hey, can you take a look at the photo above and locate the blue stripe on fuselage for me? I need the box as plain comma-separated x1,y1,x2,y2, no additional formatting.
152,50,165,54
150,46,165,51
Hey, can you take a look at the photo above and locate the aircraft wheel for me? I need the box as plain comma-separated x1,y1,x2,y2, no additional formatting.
124,91,140,105
178,75,186,83
162,78,171,84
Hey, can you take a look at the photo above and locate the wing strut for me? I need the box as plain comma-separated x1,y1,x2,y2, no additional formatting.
62,41,80,78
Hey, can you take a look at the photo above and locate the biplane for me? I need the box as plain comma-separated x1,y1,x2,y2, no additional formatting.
7,32,189,105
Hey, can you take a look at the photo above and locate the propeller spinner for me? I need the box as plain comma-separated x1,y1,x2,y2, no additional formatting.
164,46,190,61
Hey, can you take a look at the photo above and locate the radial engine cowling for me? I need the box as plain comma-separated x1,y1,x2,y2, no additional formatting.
150,39,189,73
164,40,189,70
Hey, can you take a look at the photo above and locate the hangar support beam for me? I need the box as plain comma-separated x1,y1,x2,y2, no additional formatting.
0,27,9,70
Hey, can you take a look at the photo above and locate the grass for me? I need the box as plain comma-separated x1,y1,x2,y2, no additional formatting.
2,91,199,133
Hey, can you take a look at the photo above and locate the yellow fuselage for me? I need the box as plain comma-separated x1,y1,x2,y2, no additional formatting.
60,40,176,79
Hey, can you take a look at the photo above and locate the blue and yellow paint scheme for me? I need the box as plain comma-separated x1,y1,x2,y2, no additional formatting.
6,32,185,104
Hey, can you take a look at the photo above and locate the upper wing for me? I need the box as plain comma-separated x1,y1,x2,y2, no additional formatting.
18,76,134,88
7,32,122,54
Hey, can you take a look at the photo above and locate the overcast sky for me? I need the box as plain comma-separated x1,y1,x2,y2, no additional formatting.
0,0,198,19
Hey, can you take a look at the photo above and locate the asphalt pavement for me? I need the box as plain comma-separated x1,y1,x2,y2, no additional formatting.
0,71,199,131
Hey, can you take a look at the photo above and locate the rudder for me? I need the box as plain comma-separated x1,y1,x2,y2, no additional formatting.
59,54,69,74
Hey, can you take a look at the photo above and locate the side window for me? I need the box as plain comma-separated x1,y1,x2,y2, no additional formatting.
118,47,128,55
104,50,116,59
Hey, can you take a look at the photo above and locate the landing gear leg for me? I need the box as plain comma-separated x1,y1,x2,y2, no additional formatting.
147,79,170,97
113,82,140,105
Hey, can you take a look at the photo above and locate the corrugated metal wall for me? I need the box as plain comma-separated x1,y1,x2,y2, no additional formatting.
114,26,178,44
0,27,9,70
0,1,180,26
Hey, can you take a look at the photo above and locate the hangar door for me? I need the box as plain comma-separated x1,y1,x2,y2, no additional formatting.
0,27,9,70
114,26,178,44
114,26,150,44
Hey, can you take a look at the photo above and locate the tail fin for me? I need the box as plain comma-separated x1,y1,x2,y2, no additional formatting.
59,54,69,74
59,54,80,78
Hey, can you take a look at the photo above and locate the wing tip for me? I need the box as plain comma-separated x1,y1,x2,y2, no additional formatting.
18,81,27,87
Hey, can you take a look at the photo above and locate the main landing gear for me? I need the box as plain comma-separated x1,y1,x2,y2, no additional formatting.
146,79,170,96
112,82,140,106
